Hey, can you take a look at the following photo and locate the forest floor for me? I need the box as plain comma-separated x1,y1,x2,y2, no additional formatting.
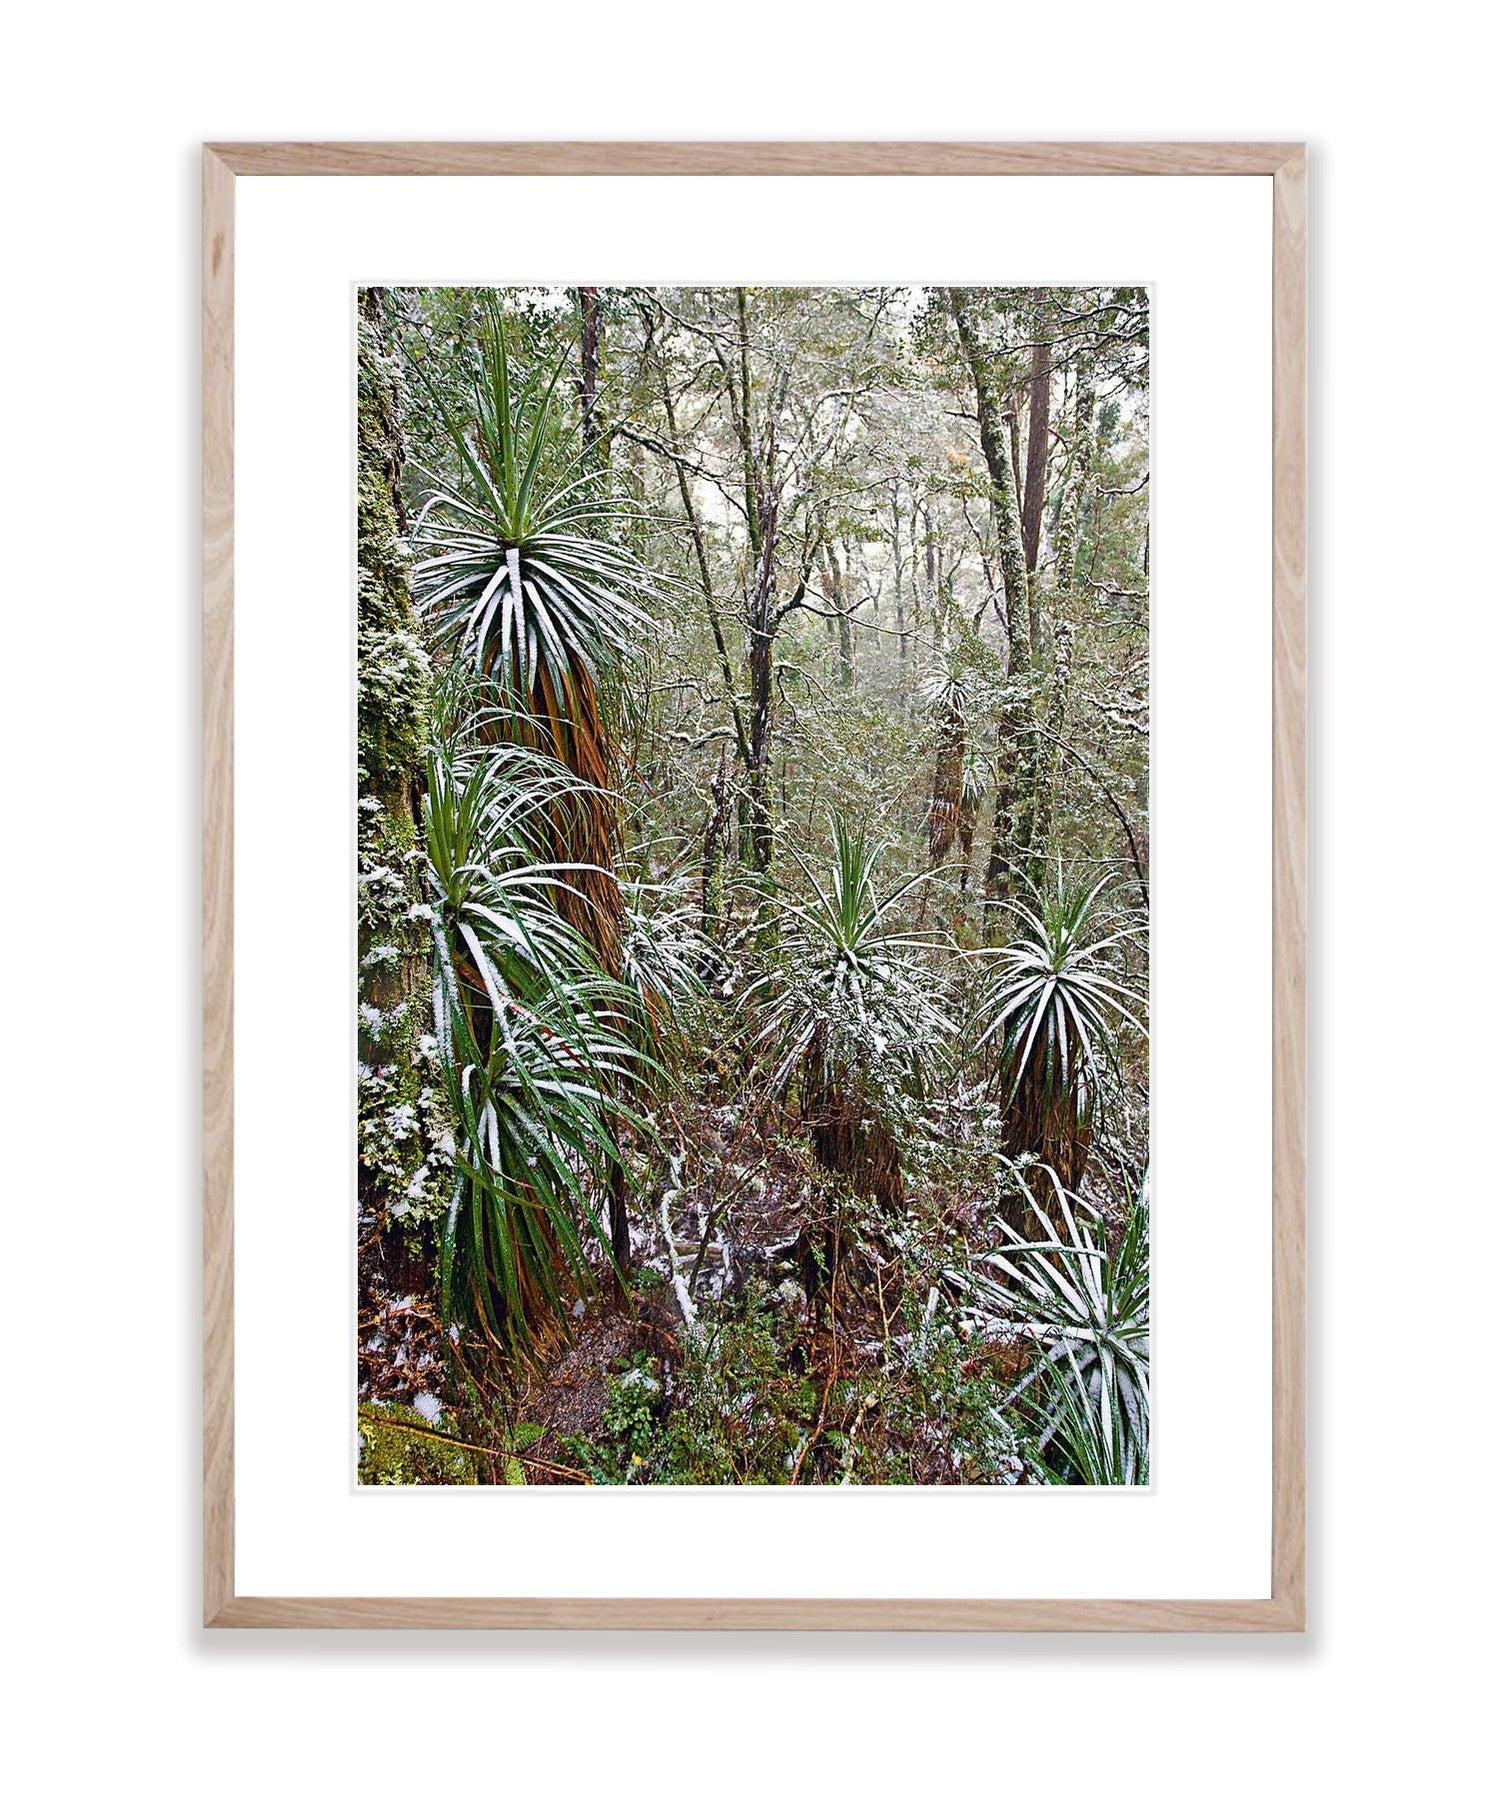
360,1085,1052,1485
516,1093,819,1482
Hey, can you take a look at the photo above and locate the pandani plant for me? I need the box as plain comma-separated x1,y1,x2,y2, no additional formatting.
408,293,662,971
616,862,715,1062
963,1167,1150,1485
409,296,671,1273
743,819,949,1210
970,869,1146,1196
421,684,655,1358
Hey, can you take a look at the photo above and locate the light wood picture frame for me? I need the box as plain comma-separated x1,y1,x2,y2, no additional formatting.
203,140,1306,1630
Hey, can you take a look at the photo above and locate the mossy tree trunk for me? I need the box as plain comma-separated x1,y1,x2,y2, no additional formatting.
1030,619,1073,873
356,288,448,1246
1052,376,1097,599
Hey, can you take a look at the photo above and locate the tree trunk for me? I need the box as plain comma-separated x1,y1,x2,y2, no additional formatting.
1021,294,1051,658
728,289,780,879
1030,619,1072,874
1053,378,1097,597
949,289,1038,936
356,289,443,1240
578,286,602,458
927,698,964,866
1006,399,1026,617
746,536,776,874
891,485,908,663
701,745,730,934
922,502,937,640
1028,375,1095,888
957,799,977,891
822,542,856,689
578,284,633,1275
804,1055,904,1214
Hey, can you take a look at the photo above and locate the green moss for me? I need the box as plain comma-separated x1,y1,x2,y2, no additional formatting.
358,608,430,791
357,1403,484,1485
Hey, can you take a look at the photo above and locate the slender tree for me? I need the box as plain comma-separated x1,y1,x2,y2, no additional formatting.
578,285,602,458
1020,290,1052,655
949,288,1041,935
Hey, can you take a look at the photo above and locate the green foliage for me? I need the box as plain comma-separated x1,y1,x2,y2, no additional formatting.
421,699,655,1353
617,869,714,1054
566,1353,665,1483
409,296,662,716
502,1419,545,1485
652,1295,811,1483
403,298,682,1358
745,818,950,1100
563,1275,1044,1487
975,873,1144,1107
970,871,1145,1183
852,1289,1032,1485
974,1170,1151,1485
574,1293,808,1485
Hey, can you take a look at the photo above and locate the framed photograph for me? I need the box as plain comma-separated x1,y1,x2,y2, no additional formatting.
204,141,1305,1629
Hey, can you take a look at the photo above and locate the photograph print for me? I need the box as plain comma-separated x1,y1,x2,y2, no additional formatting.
356,283,1149,1487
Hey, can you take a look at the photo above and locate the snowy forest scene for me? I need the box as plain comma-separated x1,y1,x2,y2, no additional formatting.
357,284,1150,1486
